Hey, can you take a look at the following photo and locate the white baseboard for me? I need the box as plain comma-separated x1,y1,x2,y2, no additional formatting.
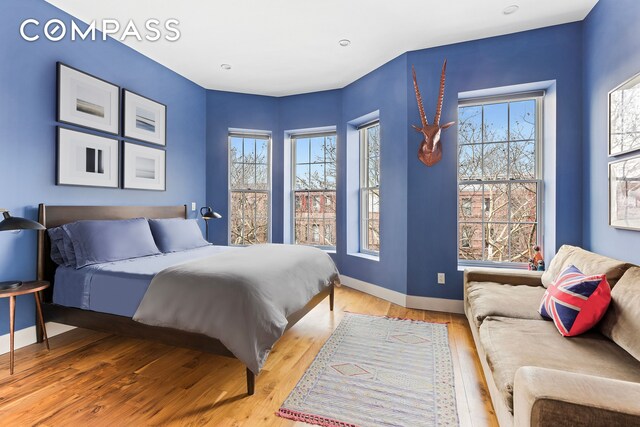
405,295,464,314
0,322,76,355
340,275,406,306
340,275,464,314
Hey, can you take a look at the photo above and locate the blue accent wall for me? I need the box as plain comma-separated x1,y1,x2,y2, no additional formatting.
205,91,279,245
205,26,585,300
0,0,207,334
406,23,584,299
583,0,640,264
205,59,409,294
339,55,409,294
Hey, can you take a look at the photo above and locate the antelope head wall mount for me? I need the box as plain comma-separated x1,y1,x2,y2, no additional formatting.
412,60,455,167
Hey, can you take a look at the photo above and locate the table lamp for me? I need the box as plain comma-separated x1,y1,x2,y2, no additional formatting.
0,209,46,290
200,206,222,242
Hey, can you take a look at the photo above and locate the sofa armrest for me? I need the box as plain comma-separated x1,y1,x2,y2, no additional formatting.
464,267,543,287
514,366,640,427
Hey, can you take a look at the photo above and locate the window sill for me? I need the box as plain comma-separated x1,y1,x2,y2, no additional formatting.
348,252,380,262
457,261,529,272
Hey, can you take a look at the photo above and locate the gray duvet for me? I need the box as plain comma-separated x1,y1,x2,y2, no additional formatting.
132,244,339,374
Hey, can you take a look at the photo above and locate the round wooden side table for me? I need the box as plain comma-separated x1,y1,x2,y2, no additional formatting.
0,281,50,374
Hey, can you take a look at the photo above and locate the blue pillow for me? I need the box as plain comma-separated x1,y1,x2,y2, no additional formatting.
47,227,66,266
60,229,77,267
63,218,161,268
148,218,210,253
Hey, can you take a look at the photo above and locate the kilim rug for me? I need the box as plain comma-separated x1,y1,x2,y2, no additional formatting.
277,312,459,427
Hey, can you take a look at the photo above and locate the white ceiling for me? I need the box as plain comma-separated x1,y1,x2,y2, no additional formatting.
45,0,598,97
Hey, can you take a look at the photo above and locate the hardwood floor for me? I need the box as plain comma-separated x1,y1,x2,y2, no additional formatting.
0,286,497,426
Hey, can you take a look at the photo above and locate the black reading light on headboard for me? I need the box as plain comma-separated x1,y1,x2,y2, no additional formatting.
200,207,222,242
0,209,45,290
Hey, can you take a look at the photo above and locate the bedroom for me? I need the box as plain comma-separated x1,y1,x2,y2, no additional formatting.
1,0,640,426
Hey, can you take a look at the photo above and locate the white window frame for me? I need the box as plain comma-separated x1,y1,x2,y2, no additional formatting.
457,93,544,268
228,132,272,246
291,132,337,250
359,121,381,255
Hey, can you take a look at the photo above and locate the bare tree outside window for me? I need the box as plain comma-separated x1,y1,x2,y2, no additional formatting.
361,122,380,254
229,134,270,245
462,198,472,216
458,97,541,264
293,133,337,248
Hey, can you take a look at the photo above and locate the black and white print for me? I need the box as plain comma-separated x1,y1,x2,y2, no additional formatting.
123,90,166,146
57,127,119,188
123,142,166,191
57,63,120,134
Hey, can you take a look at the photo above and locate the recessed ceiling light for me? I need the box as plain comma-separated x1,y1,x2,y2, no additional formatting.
338,39,351,47
220,64,232,70
503,4,519,15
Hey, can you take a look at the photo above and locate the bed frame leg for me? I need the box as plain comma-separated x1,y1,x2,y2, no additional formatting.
246,368,255,396
329,285,334,311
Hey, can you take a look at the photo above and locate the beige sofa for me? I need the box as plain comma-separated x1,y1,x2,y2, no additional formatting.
463,245,640,427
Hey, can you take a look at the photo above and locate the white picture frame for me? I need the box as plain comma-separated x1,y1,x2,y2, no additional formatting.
57,127,119,188
123,142,166,191
123,90,167,146
609,71,640,156
57,63,120,135
609,154,640,230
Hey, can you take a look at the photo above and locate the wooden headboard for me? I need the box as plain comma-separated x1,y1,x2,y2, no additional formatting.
37,204,188,302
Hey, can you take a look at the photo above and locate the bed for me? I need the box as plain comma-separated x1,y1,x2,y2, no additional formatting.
35,204,337,395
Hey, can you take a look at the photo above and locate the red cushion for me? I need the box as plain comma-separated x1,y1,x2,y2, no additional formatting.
539,265,611,336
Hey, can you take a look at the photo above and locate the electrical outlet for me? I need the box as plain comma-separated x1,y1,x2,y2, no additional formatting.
437,273,445,285
191,202,197,211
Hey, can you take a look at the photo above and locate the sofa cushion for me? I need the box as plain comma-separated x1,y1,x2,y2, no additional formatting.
539,265,611,337
599,267,640,362
479,316,640,413
467,281,545,327
541,245,632,288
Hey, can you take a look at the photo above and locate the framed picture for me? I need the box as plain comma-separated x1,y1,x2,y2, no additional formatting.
609,71,640,156
609,154,640,230
57,63,120,135
57,127,119,188
123,142,166,191
123,90,167,146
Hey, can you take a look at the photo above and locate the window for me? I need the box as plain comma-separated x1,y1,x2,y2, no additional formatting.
360,121,380,254
229,133,270,245
458,95,542,264
293,133,337,248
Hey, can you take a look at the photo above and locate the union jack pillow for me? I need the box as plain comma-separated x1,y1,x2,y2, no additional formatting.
539,265,611,337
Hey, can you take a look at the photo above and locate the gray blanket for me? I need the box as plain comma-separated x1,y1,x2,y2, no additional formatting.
132,244,339,373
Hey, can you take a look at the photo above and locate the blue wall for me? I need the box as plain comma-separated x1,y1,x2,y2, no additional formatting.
205,59,409,294
205,25,585,300
583,0,640,264
338,55,409,294
205,91,279,245
406,24,584,299
0,0,207,334
206,90,343,247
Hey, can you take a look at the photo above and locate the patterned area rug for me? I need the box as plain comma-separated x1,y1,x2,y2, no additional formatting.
277,313,459,427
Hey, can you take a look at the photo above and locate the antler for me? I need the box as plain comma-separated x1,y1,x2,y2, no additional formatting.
412,65,429,129
434,59,447,125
